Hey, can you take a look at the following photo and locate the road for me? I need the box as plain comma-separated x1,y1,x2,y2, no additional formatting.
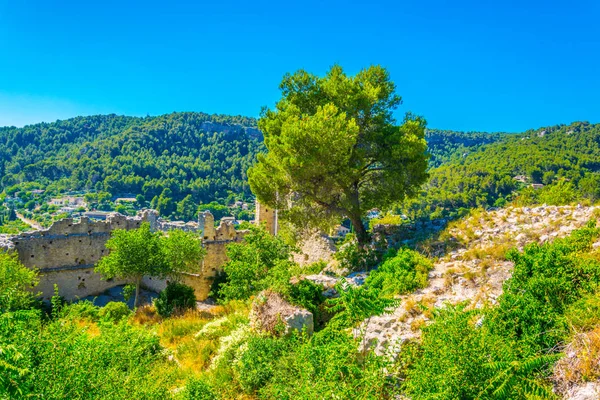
16,212,43,230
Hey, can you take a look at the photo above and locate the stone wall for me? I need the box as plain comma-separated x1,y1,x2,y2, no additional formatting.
1,204,270,302
3,211,158,300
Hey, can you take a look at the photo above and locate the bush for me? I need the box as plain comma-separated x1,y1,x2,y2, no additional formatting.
233,335,290,393
0,251,38,312
364,248,433,298
61,301,100,321
288,279,325,319
99,301,131,323
334,234,380,272
180,377,216,400
217,226,293,302
154,281,196,317
566,293,600,331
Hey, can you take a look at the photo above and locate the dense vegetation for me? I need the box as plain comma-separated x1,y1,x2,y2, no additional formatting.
0,112,262,205
425,129,506,168
4,218,599,398
400,121,600,221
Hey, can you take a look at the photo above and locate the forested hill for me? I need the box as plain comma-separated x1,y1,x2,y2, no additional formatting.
402,121,600,220
425,129,507,168
0,112,263,203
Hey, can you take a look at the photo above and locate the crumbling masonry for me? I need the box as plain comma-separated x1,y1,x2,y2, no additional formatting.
0,206,275,301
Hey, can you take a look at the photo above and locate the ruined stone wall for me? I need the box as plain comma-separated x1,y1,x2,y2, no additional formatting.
2,209,248,302
7,211,157,300
144,219,248,299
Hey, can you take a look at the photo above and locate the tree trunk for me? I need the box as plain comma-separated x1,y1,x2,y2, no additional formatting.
349,213,369,245
134,276,141,308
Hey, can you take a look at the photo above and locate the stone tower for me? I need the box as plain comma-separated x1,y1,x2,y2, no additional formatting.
198,211,216,241
255,201,277,235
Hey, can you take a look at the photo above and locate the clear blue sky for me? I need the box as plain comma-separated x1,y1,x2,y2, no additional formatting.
0,0,598,132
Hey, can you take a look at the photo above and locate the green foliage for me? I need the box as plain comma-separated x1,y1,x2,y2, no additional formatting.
217,226,293,302
249,65,429,243
334,234,380,272
233,335,291,394
0,251,38,312
425,129,506,168
327,281,398,329
565,292,600,330
162,229,205,274
364,248,433,298
400,121,600,221
98,301,131,323
154,282,197,317
404,224,600,399
0,113,262,215
488,222,600,354
0,310,174,399
180,377,216,400
96,223,204,307
257,329,396,399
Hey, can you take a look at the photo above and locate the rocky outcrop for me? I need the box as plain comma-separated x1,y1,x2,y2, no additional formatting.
361,205,600,357
249,290,314,336
293,231,336,267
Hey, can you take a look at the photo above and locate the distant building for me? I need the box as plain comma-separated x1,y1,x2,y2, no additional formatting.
513,175,528,183
49,196,86,207
31,189,45,195
332,225,351,237
531,183,545,190
115,197,137,203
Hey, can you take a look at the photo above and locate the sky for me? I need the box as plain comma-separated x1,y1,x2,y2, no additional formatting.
0,0,599,132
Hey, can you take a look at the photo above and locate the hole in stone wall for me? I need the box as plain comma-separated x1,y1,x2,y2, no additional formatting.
30,255,34,258
66,253,69,256
106,278,113,283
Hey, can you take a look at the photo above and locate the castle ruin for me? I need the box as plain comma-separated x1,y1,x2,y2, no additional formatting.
0,203,276,302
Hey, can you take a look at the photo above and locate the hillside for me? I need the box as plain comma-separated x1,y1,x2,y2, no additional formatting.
0,112,263,203
425,128,507,168
401,121,600,220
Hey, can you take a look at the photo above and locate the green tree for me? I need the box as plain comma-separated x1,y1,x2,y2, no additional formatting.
95,223,204,307
248,65,428,244
177,194,197,221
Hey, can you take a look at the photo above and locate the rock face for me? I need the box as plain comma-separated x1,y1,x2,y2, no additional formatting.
249,290,314,336
293,231,336,267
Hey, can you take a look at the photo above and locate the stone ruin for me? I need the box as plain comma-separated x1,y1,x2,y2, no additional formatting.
0,204,278,302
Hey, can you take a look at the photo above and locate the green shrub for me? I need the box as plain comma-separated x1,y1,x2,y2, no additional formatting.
154,281,196,317
98,301,131,323
62,301,100,321
259,329,395,399
364,248,433,298
0,310,174,399
217,226,293,302
565,293,600,331
0,251,38,312
334,234,380,272
180,377,216,400
233,335,290,394
288,279,325,318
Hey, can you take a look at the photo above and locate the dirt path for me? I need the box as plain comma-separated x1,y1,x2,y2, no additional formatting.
16,212,43,230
